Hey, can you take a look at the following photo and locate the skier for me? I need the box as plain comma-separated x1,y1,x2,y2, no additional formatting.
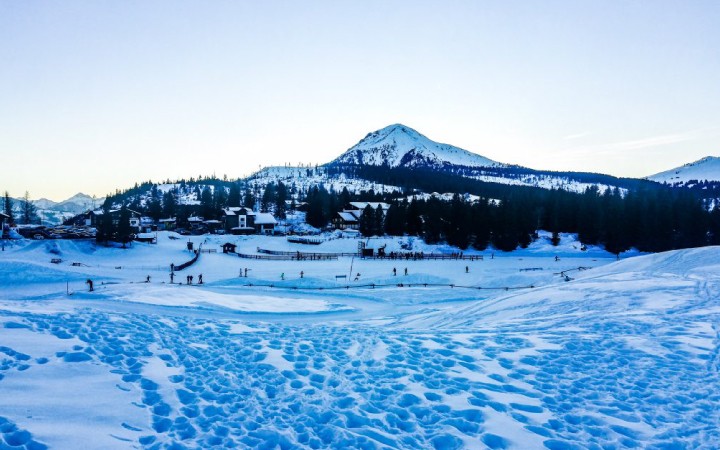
554,255,559,262
86,279,94,292
281,273,285,280
244,268,248,277
186,275,191,285
300,271,304,279
146,275,151,283
190,275,194,285
170,272,174,284
404,267,408,276
170,263,175,272
465,266,469,273
393,267,397,276
198,274,203,284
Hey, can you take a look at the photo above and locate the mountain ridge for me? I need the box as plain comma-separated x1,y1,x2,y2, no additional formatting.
648,156,720,185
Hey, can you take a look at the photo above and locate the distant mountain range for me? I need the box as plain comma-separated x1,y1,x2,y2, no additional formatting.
32,192,105,213
8,193,105,226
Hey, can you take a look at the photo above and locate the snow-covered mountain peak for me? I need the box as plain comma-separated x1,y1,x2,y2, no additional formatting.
331,124,504,169
648,156,720,185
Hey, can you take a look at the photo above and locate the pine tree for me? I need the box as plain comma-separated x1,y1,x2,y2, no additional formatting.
228,183,241,207
384,202,406,236
244,189,256,210
147,186,163,220
359,205,376,236
200,186,214,219
275,182,288,219
261,183,276,213
117,204,133,248
96,205,115,244
406,199,422,236
162,189,178,218
3,191,14,225
214,186,228,213
20,191,39,224
373,205,385,236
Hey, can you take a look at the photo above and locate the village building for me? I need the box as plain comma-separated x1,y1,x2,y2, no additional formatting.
254,213,277,235
222,242,237,254
76,209,143,233
158,217,176,231
334,211,361,230
334,202,391,230
222,207,277,235
203,219,223,234
139,217,157,234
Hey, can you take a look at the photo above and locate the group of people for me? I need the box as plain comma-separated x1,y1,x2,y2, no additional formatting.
391,267,409,276
169,271,203,285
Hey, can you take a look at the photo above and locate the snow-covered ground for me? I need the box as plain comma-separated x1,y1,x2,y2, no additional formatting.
0,233,718,449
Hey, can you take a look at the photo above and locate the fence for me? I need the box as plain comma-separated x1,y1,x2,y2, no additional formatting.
286,236,324,245
173,245,202,271
256,248,358,258
236,252,338,261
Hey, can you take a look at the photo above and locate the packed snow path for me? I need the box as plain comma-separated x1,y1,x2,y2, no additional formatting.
1,236,719,449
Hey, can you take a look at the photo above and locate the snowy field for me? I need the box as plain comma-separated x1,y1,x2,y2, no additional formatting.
1,232,719,449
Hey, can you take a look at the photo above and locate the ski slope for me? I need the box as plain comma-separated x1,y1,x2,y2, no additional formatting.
0,233,718,449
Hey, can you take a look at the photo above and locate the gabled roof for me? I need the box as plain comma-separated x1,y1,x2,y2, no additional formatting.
337,212,358,223
348,202,391,211
0,212,9,220
222,207,255,217
254,213,277,225
91,208,141,217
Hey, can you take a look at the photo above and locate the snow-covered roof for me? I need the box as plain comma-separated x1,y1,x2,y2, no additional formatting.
337,212,358,223
222,207,255,217
187,216,204,222
159,217,176,223
254,213,277,225
348,202,390,211
204,220,222,224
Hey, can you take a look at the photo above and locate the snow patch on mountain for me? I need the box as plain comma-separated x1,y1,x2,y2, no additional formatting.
331,124,503,169
247,166,402,195
648,156,720,185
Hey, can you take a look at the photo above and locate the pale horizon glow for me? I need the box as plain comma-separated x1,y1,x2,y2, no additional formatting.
1,1,719,201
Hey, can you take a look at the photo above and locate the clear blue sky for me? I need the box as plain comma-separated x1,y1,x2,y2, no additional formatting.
1,1,719,200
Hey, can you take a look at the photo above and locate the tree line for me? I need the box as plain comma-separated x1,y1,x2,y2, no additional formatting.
2,191,40,226
94,167,720,254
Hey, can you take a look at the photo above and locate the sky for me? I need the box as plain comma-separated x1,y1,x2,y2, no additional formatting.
1,1,719,201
